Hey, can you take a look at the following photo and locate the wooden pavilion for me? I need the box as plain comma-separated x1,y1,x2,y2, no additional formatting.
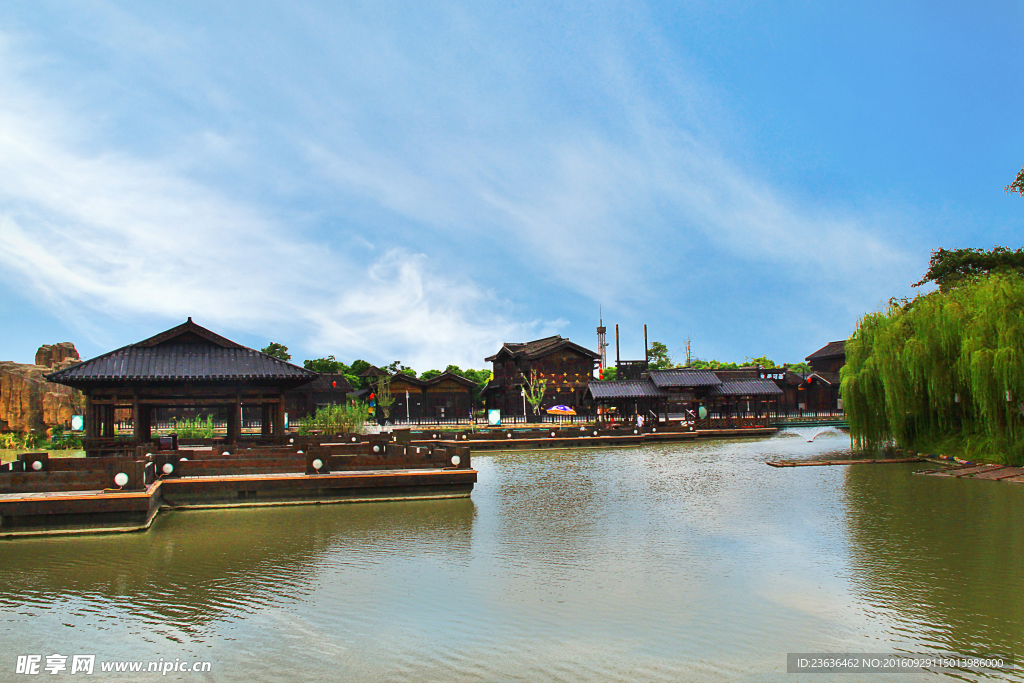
46,319,317,455
483,336,600,416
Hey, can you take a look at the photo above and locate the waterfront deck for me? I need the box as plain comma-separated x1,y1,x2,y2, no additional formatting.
0,466,477,537
915,463,1024,482
0,424,781,537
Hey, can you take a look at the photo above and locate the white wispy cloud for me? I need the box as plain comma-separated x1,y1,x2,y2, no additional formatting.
0,1,919,367
0,31,546,369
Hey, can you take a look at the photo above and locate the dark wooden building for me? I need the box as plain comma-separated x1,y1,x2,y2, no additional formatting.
284,373,355,421
648,368,723,415
389,372,430,421
803,340,846,411
483,336,600,416
47,319,316,454
806,340,846,374
422,371,477,420
588,368,781,421
368,370,478,422
587,380,667,421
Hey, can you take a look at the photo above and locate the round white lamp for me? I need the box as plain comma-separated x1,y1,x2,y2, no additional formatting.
114,472,129,487
451,455,461,466
31,461,43,471
312,458,323,471
373,445,381,453
162,463,174,475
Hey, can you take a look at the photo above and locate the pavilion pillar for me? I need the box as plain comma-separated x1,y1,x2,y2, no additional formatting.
274,397,286,444
138,405,152,443
85,395,96,439
227,395,241,445
101,403,115,438
132,395,141,443
261,403,272,438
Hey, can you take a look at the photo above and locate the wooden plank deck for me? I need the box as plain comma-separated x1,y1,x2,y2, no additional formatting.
917,464,1024,482
767,457,925,468
0,467,477,537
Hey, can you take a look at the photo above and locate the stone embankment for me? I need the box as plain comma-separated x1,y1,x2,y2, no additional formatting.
0,343,84,434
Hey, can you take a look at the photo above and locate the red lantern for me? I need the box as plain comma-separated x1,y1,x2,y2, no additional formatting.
332,381,337,387
369,393,375,400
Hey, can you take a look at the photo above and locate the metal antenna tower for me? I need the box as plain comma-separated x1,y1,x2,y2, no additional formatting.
596,307,608,373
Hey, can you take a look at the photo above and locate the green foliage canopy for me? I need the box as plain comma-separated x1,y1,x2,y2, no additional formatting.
913,246,1024,292
302,356,372,389
843,272,1024,464
261,342,291,361
646,341,672,369
1006,166,1024,196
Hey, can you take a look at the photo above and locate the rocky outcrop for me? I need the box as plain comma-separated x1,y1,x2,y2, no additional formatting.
0,344,85,434
35,342,80,369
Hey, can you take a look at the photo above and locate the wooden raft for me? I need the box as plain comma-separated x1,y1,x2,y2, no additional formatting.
914,464,1024,482
766,457,925,468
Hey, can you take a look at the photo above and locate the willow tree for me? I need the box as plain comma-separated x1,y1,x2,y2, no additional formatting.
843,272,1024,464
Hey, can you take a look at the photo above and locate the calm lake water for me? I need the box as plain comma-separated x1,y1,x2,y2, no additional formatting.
1,432,1022,682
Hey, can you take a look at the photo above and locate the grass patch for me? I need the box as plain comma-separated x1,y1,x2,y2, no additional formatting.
0,449,85,463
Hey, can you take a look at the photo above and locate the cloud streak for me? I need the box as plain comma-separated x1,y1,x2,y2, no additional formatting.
0,1,920,367
0,31,549,369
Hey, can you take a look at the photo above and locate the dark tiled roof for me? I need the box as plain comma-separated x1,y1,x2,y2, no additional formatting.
809,371,841,386
806,340,846,361
588,380,668,399
709,379,783,397
360,365,389,378
710,367,762,379
426,371,478,388
486,336,599,362
303,373,354,392
389,373,429,388
649,369,722,388
48,343,315,384
46,319,316,386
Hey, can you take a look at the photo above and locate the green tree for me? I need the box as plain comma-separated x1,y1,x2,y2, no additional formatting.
520,368,549,415
386,360,417,376
913,246,1024,292
844,270,1024,464
373,375,395,420
1006,166,1024,196
600,366,618,381
304,355,345,373
691,359,741,370
261,342,291,361
646,341,672,369
420,369,442,380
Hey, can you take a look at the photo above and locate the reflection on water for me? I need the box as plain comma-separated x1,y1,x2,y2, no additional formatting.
0,435,1021,682
844,465,1024,669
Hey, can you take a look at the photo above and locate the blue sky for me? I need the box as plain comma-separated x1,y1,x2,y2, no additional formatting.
1,1,1022,371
